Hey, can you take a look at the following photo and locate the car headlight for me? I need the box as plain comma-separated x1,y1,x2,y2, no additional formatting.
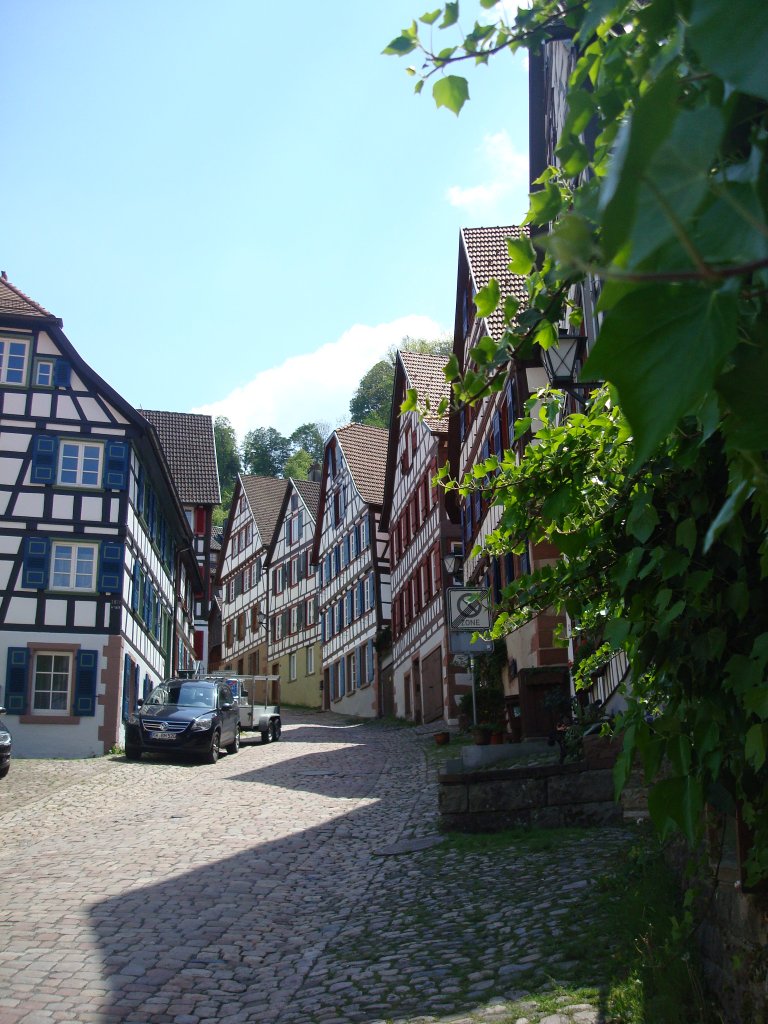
127,715,140,726
0,729,10,746
191,715,214,733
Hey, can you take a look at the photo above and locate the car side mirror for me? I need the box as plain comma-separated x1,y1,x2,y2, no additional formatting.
137,698,144,707
0,707,6,715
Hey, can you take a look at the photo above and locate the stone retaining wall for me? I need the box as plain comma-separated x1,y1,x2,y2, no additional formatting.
439,760,623,832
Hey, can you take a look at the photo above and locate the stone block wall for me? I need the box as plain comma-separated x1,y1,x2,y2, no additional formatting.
438,760,623,832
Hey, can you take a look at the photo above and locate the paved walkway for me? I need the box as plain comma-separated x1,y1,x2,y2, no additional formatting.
0,711,630,1024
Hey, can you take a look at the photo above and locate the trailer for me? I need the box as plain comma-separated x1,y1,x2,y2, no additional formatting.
204,674,281,744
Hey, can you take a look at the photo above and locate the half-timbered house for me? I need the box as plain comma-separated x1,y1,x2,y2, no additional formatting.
380,351,467,724
139,410,220,671
217,474,288,679
0,274,201,757
450,227,572,737
265,478,322,708
312,424,391,717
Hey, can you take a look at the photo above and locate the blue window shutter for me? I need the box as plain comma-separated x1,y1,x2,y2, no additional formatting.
320,615,326,643
5,648,29,714
102,440,129,490
368,573,375,610
136,464,144,512
22,535,51,589
154,589,162,638
357,579,364,615
122,654,132,722
493,412,502,456
73,650,98,716
355,645,362,686
142,571,151,623
53,359,71,388
98,541,124,593
131,561,141,611
339,657,345,697
367,640,375,682
31,435,59,485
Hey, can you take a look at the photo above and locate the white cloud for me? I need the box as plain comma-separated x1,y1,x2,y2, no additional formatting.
446,130,529,220
190,314,444,442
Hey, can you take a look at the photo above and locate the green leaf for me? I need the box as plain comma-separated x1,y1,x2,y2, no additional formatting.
675,518,697,555
626,493,659,543
503,295,520,324
433,75,469,115
577,0,626,42
584,285,739,464
443,353,460,382
523,182,563,226
745,724,767,772
383,35,418,56
687,0,768,102
600,69,679,260
628,107,725,266
648,776,704,844
400,388,419,414
473,277,500,318
703,481,750,553
480,0,499,8
506,235,536,275
441,2,459,28
419,9,441,24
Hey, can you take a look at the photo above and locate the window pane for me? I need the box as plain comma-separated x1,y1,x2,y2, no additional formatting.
75,546,96,588
81,445,101,486
35,361,53,386
52,545,73,587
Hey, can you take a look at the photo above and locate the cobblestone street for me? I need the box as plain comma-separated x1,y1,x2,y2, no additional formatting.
0,712,631,1024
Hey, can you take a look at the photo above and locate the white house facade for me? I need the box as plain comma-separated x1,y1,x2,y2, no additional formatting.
312,424,391,718
0,275,200,757
381,352,467,724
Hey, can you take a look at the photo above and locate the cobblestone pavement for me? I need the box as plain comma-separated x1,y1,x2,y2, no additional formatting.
0,711,631,1024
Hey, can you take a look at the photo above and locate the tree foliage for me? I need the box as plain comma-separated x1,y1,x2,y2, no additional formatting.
212,416,241,526
349,360,395,428
240,421,326,478
389,0,768,880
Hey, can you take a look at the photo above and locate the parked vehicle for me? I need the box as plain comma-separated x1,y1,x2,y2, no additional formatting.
124,679,240,763
210,674,281,744
0,707,11,779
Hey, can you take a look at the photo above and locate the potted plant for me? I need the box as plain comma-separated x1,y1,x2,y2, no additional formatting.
434,730,450,746
472,724,492,745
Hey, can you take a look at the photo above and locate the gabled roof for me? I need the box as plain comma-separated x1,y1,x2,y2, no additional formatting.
336,423,389,507
460,225,529,341
399,351,452,433
293,478,321,519
0,273,59,322
140,410,221,506
241,475,290,550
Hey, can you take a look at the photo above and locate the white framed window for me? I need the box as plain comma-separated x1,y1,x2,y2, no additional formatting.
34,359,55,387
290,605,299,634
0,335,30,385
347,652,356,692
33,652,72,714
305,597,315,626
50,541,98,591
289,653,297,681
58,440,103,488
306,646,314,674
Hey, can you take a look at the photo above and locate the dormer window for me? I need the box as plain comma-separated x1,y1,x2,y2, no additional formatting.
34,359,55,387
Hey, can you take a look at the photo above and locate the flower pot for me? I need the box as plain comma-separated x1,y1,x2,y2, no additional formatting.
472,727,491,746
490,731,504,745
434,731,450,746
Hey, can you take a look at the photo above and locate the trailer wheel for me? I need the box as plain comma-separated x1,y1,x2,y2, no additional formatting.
260,727,271,744
271,719,281,742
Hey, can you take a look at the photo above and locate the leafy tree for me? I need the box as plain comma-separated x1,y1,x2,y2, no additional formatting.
289,422,326,464
386,334,454,365
390,1,768,880
349,360,395,428
212,417,241,525
241,427,292,477
283,448,313,480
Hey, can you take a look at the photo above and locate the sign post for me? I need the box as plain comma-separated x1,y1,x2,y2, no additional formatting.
447,588,493,726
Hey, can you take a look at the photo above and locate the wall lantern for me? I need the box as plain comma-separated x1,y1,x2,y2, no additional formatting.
443,551,464,584
541,330,597,406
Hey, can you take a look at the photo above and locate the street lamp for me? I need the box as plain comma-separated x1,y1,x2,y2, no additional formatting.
540,330,599,406
443,551,464,585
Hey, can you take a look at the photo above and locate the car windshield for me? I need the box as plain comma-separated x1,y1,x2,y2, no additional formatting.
145,683,215,708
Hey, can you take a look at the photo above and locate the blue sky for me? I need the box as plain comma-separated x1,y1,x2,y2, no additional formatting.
3,1,529,440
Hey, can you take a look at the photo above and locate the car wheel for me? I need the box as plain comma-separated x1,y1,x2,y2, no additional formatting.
0,763,9,779
205,730,221,764
125,745,142,761
260,726,271,744
271,719,281,742
226,725,241,755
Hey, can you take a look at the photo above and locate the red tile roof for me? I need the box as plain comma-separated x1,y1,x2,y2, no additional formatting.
461,225,529,340
293,478,321,520
336,423,389,507
0,275,57,320
241,476,290,548
140,410,221,505
400,351,452,434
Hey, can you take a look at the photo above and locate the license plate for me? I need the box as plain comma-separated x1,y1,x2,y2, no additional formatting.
150,732,176,741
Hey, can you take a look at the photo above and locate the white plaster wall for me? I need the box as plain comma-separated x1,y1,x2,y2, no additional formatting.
30,394,52,418
12,491,45,518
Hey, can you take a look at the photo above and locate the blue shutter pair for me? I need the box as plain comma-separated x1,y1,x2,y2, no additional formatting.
102,440,129,490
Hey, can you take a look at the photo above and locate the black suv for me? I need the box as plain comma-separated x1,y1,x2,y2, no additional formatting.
125,679,240,763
